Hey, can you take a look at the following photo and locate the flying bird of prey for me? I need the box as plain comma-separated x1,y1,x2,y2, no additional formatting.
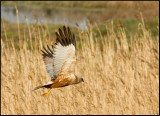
32,26,84,96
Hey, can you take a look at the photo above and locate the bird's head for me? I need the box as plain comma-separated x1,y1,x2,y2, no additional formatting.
75,75,84,84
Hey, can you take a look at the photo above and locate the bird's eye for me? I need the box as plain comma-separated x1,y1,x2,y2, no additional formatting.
81,78,84,82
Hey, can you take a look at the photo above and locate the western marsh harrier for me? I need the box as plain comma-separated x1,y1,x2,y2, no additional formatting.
32,26,84,96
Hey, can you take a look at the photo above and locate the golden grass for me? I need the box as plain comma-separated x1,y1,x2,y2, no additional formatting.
1,13,159,115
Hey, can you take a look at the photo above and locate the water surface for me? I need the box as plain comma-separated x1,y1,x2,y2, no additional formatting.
1,5,106,30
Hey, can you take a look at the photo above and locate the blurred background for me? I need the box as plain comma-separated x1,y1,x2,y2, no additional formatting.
1,1,159,36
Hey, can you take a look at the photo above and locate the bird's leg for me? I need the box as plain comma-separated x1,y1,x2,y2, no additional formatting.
43,88,53,96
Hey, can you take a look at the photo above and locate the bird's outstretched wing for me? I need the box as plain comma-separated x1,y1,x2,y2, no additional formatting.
41,26,76,81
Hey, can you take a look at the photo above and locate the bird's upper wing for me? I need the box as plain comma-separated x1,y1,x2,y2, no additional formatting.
41,26,76,81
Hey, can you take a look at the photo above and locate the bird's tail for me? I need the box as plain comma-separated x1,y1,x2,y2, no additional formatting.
31,85,44,92
31,81,53,92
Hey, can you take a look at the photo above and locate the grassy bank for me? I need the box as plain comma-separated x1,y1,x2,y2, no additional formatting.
1,1,159,9
2,1,159,22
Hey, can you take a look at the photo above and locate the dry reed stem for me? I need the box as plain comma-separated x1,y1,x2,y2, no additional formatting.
1,12,159,115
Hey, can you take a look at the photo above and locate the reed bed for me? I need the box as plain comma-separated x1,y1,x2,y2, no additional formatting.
1,12,159,115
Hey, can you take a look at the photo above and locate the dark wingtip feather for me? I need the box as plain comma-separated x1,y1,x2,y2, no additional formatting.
41,45,54,58
55,26,76,47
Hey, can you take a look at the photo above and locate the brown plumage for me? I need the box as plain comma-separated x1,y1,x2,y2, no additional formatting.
32,26,84,96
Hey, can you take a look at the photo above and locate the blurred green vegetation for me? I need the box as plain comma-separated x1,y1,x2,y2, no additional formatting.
1,17,159,51
2,17,159,40
92,18,159,38
0,1,128,9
